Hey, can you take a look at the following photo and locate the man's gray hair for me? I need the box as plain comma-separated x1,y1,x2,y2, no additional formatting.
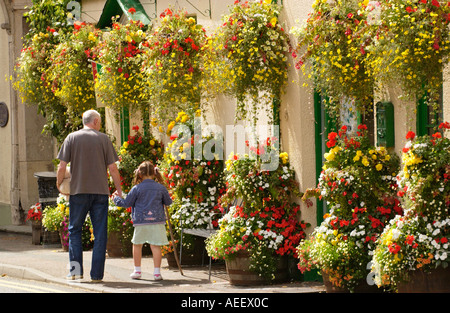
82,109,101,126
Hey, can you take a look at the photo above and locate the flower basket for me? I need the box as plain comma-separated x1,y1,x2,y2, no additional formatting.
291,0,375,116
210,0,290,124
206,139,308,282
143,9,208,123
370,123,450,292
297,125,401,292
96,18,149,112
46,23,101,130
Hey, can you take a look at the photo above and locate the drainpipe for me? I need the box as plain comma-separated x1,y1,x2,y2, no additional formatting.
1,0,21,225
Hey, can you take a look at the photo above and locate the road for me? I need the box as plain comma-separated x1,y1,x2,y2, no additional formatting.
0,275,94,293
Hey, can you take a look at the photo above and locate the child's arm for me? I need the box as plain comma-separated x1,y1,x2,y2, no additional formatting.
113,186,138,208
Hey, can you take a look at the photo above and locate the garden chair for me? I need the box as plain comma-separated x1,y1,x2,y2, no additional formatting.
179,198,243,280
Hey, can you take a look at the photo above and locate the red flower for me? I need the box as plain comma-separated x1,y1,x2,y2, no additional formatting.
432,0,440,7
128,7,136,14
439,122,450,129
405,235,415,246
406,131,415,140
388,243,401,254
432,132,442,139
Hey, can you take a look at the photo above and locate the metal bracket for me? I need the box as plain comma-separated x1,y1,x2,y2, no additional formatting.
181,0,211,19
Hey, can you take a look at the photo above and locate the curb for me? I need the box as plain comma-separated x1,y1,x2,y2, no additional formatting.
0,263,120,293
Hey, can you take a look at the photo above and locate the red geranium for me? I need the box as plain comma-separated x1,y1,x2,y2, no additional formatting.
406,131,415,140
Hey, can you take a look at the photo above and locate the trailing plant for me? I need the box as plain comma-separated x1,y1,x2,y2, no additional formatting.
143,8,208,123
291,0,375,117
211,0,290,124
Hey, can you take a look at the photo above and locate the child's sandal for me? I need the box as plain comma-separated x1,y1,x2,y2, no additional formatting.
130,271,142,279
154,274,163,281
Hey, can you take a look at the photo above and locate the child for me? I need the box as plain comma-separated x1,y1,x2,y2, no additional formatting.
113,161,172,280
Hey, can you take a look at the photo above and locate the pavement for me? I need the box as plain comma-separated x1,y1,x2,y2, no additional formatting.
0,225,325,294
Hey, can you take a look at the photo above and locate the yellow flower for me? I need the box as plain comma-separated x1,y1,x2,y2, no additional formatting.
123,141,129,149
362,157,370,166
376,163,383,171
149,139,155,146
270,17,277,27
167,121,176,131
181,115,189,123
279,152,289,164
88,32,96,42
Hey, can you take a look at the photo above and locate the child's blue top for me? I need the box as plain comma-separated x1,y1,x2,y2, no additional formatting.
113,179,172,226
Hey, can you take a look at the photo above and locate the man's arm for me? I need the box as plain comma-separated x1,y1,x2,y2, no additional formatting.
56,161,68,195
108,162,122,198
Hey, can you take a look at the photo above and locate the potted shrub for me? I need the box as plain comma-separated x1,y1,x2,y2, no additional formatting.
26,203,43,245
371,124,450,292
107,197,134,257
297,125,401,292
115,125,164,193
206,138,308,284
42,195,93,251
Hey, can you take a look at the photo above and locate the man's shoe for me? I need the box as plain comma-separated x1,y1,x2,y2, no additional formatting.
66,274,83,280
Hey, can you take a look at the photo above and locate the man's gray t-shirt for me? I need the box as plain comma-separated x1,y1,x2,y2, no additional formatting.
57,128,119,195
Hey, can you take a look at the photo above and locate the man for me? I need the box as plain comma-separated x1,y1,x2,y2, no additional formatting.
57,109,122,282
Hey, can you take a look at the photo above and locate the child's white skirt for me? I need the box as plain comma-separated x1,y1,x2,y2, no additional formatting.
131,224,169,246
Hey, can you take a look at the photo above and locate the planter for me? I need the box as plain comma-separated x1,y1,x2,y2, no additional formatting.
107,231,132,257
166,236,209,268
321,271,383,293
398,267,450,293
59,228,69,252
42,230,60,244
225,251,288,286
31,221,42,245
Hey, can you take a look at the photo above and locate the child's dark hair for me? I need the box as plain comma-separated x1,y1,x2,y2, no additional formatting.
133,161,163,185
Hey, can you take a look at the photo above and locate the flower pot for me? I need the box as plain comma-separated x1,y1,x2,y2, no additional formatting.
225,251,288,286
107,231,132,258
59,228,69,252
31,221,42,245
321,271,382,293
166,237,209,268
42,230,60,244
397,266,450,293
